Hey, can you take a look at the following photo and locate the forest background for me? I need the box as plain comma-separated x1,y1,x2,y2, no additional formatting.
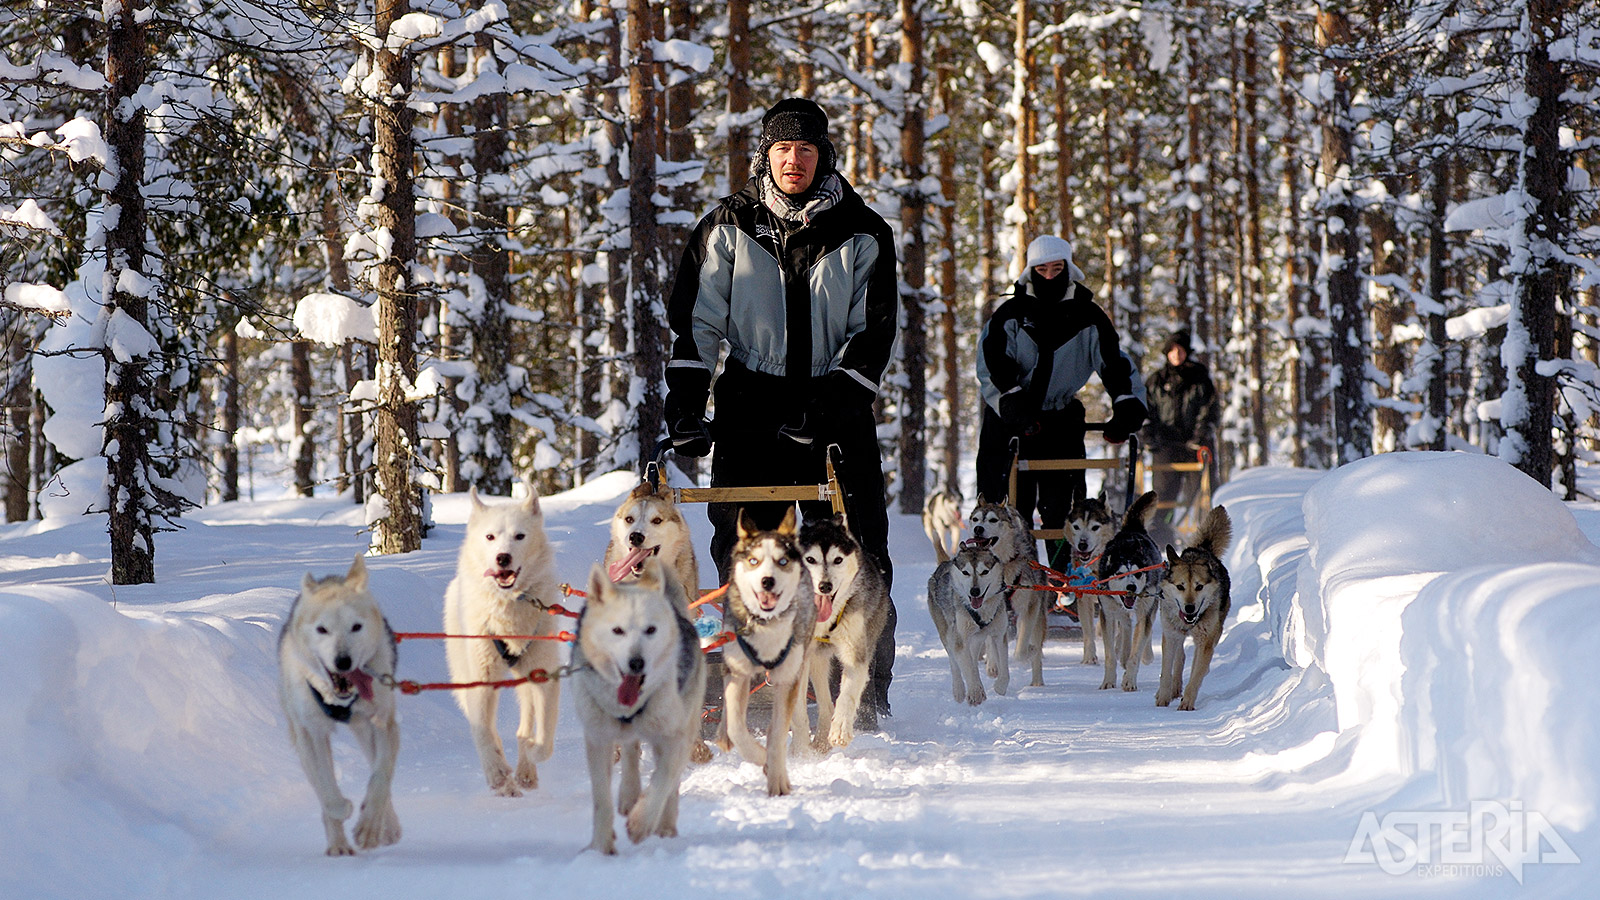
2,0,1597,583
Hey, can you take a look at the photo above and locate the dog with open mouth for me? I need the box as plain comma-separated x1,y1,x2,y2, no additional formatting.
966,496,1048,687
1062,491,1115,665
278,554,401,855
443,486,563,797
1156,505,1232,710
717,507,815,796
571,557,707,854
797,513,891,748
603,480,700,615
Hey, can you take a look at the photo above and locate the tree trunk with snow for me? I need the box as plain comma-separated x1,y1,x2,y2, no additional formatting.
936,65,962,496
4,330,33,521
1242,26,1269,467
1317,7,1370,467
103,0,158,584
897,0,927,513
370,0,424,554
628,0,664,463
1501,0,1568,488
291,339,314,496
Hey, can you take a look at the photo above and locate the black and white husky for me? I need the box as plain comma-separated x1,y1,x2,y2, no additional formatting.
797,514,890,749
1096,491,1164,692
718,507,815,796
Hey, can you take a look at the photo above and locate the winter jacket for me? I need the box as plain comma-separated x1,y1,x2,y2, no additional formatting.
976,276,1145,418
664,177,898,422
1143,359,1218,449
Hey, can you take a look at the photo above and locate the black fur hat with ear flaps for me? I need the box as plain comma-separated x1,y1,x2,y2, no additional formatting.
754,97,838,188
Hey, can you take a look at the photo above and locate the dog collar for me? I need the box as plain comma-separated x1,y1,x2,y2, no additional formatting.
616,695,650,725
964,605,989,628
308,682,356,722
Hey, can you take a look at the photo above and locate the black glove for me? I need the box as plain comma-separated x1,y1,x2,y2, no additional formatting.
997,392,1035,429
1103,398,1147,444
667,416,712,458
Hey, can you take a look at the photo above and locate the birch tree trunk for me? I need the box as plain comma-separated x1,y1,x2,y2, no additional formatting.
371,0,424,554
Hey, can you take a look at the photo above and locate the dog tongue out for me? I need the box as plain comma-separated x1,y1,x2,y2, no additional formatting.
607,545,654,582
348,669,374,701
617,673,644,707
815,594,834,623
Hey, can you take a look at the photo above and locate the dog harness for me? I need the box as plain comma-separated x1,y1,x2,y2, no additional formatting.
493,639,523,668
735,631,796,672
308,682,356,722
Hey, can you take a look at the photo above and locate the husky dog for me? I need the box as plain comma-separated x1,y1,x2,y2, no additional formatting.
927,543,1010,705
570,558,707,854
443,486,562,797
967,497,1046,687
797,514,891,749
604,480,699,612
922,488,964,562
278,555,401,856
1157,506,1232,711
719,507,814,796
1095,491,1165,692
1062,492,1115,665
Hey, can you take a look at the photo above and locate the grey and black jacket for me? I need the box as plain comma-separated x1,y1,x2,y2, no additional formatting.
977,275,1145,417
664,178,898,421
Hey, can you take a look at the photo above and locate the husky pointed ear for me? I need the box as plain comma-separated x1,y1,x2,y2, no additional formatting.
736,509,759,539
468,485,487,514
975,493,987,506
301,571,318,594
778,505,798,536
586,562,609,605
522,482,542,515
1166,544,1181,567
346,554,369,590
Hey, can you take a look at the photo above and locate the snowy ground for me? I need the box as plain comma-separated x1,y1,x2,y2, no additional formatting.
2,452,1598,899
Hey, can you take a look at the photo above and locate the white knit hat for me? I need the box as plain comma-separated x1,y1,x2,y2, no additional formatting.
1024,235,1085,280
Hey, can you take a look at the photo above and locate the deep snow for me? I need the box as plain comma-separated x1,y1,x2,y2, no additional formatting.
2,451,1598,899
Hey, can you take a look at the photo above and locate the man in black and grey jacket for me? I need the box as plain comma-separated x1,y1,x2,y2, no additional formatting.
976,235,1147,543
662,97,899,723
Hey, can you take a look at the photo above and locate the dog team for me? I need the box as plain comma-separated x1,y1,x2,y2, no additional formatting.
278,478,1228,856
278,481,890,855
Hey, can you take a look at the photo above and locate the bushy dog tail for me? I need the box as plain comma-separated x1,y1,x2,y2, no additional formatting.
1123,490,1158,533
1194,505,1232,559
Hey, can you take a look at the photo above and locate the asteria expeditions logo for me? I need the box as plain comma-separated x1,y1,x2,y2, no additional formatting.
1344,800,1580,883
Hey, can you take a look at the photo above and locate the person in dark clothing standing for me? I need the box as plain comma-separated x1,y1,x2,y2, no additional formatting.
976,234,1147,548
1141,328,1219,545
661,97,899,724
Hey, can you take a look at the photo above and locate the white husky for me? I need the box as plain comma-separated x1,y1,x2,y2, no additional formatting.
571,558,707,855
443,486,562,797
278,555,401,856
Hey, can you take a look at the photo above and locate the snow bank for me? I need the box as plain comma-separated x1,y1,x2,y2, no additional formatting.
1226,451,1600,841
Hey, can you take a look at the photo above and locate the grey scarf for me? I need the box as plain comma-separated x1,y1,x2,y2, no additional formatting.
759,172,845,226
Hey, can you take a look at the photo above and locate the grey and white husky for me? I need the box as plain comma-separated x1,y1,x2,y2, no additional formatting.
278,555,401,856
571,558,707,854
968,497,1047,687
1062,492,1115,665
718,507,815,796
927,542,1010,705
1156,505,1232,711
1096,491,1164,692
797,514,890,749
443,486,562,796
